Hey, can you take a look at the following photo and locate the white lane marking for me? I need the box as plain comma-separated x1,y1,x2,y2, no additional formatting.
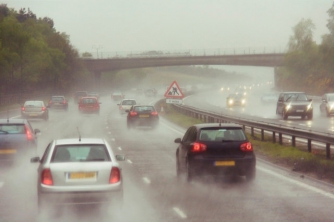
118,147,122,150
107,132,111,134
160,121,184,135
0,182,4,188
143,177,151,184
173,207,187,219
11,115,21,119
257,165,334,199
127,159,132,164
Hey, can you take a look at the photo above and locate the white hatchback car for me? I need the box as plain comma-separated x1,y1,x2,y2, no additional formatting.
30,138,125,213
118,99,137,114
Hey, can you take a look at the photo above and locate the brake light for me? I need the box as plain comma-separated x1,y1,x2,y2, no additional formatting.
151,111,158,116
63,100,66,104
191,142,207,152
109,167,121,184
25,125,33,140
41,169,53,185
42,106,46,111
21,107,25,111
130,111,137,116
240,142,253,152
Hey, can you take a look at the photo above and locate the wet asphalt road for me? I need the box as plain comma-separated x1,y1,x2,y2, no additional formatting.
1,90,334,221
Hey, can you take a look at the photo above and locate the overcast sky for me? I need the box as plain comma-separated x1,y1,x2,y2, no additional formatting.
4,0,334,55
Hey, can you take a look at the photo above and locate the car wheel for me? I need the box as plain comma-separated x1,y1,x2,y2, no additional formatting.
245,168,256,182
282,110,288,120
308,112,313,120
186,161,193,182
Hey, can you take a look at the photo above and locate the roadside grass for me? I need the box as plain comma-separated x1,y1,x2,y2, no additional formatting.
159,102,334,183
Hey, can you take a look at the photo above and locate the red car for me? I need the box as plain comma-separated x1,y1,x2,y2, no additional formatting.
78,97,101,114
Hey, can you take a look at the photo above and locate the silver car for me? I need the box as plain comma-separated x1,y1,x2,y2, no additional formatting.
21,100,49,120
118,99,137,114
30,138,125,213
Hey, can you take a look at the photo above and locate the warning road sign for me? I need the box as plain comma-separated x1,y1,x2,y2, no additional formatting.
164,81,184,98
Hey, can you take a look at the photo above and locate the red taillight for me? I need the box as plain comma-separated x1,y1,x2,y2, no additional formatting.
25,125,33,140
41,169,53,185
42,106,46,111
63,100,66,104
130,111,137,116
21,107,25,111
109,167,121,184
191,142,207,152
240,142,253,152
151,111,158,116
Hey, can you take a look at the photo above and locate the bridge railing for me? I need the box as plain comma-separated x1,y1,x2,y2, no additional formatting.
84,47,288,59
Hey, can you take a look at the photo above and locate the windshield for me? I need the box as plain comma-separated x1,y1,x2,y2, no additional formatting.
285,93,308,102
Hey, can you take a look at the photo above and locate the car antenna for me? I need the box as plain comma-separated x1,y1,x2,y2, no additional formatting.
77,127,81,141
7,110,9,123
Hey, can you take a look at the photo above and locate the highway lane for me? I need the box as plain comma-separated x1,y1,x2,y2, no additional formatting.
1,92,334,221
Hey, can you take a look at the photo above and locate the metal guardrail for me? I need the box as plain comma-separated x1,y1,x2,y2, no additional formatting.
171,103,334,159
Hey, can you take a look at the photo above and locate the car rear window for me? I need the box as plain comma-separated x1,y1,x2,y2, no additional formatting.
199,128,247,142
134,106,154,112
0,124,25,134
81,98,97,104
52,97,64,102
122,100,136,105
52,145,110,162
24,101,43,107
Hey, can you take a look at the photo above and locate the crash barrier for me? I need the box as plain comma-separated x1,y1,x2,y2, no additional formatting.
164,99,334,159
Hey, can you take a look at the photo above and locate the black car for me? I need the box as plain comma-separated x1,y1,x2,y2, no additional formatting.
319,93,334,117
226,93,246,107
48,96,68,110
0,119,40,160
126,105,159,129
175,123,256,182
276,92,313,120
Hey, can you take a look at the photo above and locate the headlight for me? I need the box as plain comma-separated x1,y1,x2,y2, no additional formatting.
329,104,334,111
286,104,291,110
307,103,312,110
221,87,224,91
242,99,245,104
229,99,233,104
244,92,247,96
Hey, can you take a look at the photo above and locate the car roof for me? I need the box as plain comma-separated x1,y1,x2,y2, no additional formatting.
52,96,65,98
0,119,28,124
193,123,243,129
54,138,107,145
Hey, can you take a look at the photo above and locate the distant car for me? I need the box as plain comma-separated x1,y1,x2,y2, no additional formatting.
261,92,279,104
30,138,125,213
0,119,40,160
88,92,100,99
118,99,137,114
21,101,49,121
48,96,68,110
175,123,256,182
78,97,101,114
320,93,334,117
226,93,246,107
74,91,88,103
144,89,157,97
126,105,159,129
111,90,124,101
276,92,313,120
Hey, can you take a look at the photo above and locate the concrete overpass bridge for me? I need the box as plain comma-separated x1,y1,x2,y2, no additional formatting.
81,49,285,85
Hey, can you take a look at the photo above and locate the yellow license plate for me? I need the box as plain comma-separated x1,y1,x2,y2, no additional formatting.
215,161,235,166
69,172,96,179
0,149,17,154
139,114,149,118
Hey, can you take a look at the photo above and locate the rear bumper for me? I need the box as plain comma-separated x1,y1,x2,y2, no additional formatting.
128,118,159,127
21,112,47,119
189,155,256,176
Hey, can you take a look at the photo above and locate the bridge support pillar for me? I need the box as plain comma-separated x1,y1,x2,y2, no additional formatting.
93,71,101,90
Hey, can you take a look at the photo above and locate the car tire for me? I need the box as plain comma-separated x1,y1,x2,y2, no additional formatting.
282,110,288,120
245,168,256,182
186,161,193,182
308,112,313,120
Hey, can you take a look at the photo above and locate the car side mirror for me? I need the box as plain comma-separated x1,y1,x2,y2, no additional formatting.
34,129,41,134
115,155,125,161
174,138,182,143
30,156,40,163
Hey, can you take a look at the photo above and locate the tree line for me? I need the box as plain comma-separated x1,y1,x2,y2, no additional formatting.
276,2,334,95
0,4,87,96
